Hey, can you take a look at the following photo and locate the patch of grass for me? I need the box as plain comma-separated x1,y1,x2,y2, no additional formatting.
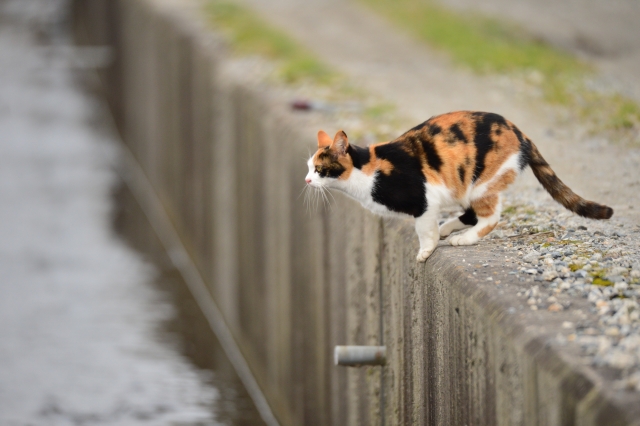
204,1,410,143
365,103,396,120
359,0,640,142
205,1,336,85
360,0,586,103
502,205,518,216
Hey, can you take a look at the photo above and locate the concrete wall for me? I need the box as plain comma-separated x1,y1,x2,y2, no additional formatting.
72,0,640,424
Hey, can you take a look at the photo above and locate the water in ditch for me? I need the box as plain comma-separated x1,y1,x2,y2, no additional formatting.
0,0,265,423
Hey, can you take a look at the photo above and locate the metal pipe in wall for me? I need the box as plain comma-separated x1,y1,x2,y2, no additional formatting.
334,346,386,367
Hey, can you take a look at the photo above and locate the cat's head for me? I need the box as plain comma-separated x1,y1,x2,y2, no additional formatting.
305,130,352,187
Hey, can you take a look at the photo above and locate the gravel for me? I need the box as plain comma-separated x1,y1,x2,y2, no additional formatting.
469,195,640,389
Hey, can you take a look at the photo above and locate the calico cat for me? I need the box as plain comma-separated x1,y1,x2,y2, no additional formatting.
304,111,613,262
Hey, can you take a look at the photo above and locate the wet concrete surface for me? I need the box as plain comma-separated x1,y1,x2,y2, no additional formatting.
0,1,263,424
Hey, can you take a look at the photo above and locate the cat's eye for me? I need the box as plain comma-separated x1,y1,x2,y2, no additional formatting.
315,165,322,173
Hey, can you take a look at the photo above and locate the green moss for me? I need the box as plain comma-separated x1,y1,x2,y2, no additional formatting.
568,263,583,272
592,277,613,287
502,205,517,216
205,1,336,84
590,268,613,286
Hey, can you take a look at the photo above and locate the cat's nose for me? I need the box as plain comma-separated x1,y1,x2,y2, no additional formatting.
305,178,312,184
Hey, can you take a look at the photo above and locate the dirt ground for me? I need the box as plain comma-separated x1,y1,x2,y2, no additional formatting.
240,0,640,224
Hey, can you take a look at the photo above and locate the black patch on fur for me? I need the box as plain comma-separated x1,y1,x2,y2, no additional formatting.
471,112,506,181
458,165,465,183
316,152,346,178
410,121,428,132
575,203,614,220
519,137,533,170
420,137,443,172
450,123,468,144
372,142,427,217
347,144,371,169
459,207,478,226
511,125,531,170
428,124,442,137
495,127,502,136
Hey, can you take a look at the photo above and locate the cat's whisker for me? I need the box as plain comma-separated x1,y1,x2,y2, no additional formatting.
324,186,337,205
297,185,308,200
319,186,333,211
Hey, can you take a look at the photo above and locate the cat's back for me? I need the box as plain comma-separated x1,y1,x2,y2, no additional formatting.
393,111,527,194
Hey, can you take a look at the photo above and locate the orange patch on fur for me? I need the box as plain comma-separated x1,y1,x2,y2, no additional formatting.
361,145,394,176
487,170,517,193
471,194,499,218
430,111,469,129
337,156,354,180
478,223,497,238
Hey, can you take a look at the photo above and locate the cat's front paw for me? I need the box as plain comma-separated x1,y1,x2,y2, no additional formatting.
416,247,434,263
449,232,479,246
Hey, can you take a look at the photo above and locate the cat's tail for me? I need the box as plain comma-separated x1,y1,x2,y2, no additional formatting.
527,143,613,219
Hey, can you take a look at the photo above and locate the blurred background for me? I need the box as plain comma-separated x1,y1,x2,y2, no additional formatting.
1,0,639,425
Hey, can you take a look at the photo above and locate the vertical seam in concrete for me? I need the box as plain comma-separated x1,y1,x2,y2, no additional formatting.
378,218,386,426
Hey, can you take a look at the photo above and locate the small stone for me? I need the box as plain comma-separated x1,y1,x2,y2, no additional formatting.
525,268,538,275
596,300,608,308
524,285,540,298
614,281,629,291
547,296,558,304
598,305,611,315
527,297,537,305
578,225,588,230
530,305,538,311
604,327,620,337
548,303,563,312
542,270,558,281
523,251,540,263
631,270,640,278
610,266,628,276
552,251,562,259
606,351,635,369
562,321,574,329
575,269,588,278
559,281,571,290
606,275,624,283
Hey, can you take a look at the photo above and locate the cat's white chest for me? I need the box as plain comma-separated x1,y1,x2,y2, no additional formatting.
333,170,412,219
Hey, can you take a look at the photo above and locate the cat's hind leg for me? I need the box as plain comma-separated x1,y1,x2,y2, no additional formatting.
415,207,440,262
449,195,501,246
439,207,477,238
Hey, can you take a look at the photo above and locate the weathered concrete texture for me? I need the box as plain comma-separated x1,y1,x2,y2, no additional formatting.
73,0,640,424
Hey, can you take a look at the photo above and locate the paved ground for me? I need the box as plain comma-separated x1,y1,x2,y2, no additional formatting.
0,1,260,424
241,0,640,224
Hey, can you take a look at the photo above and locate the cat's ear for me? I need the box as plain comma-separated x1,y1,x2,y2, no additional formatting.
317,130,333,148
331,130,349,155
